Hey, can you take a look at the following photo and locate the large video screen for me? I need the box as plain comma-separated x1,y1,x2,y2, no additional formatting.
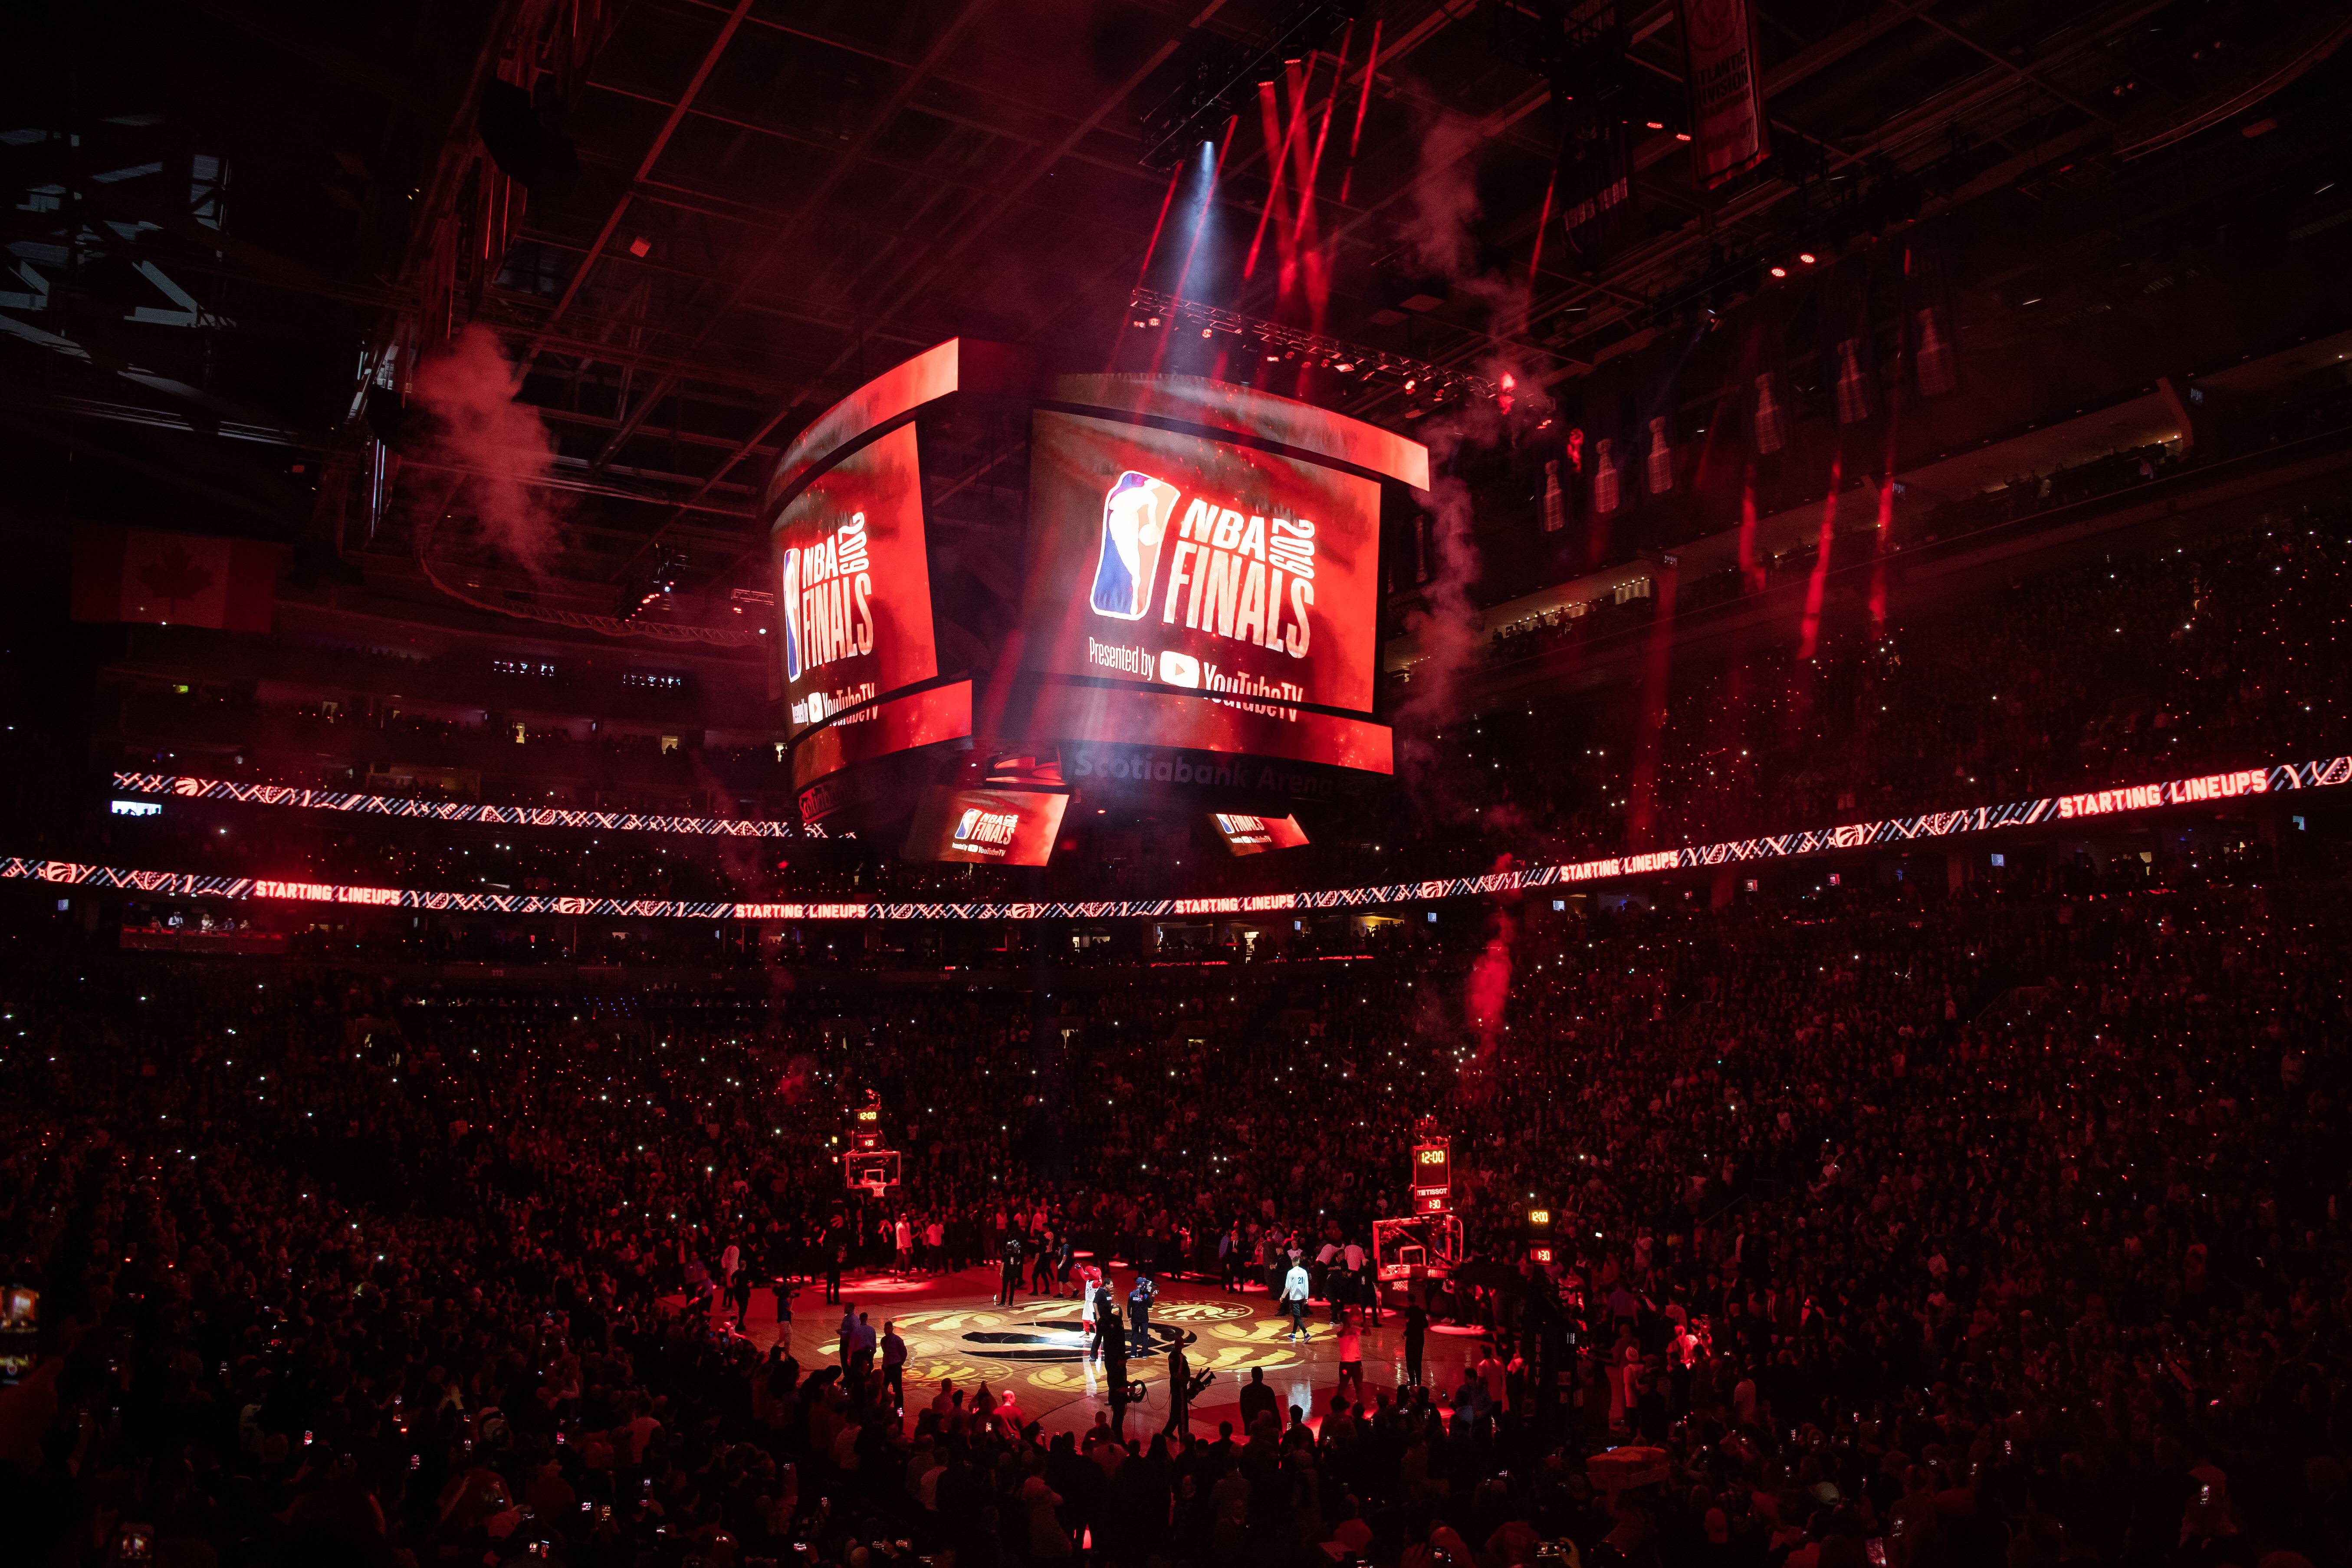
902,786,1069,867
1010,408,1390,771
1211,812,1310,855
775,422,937,741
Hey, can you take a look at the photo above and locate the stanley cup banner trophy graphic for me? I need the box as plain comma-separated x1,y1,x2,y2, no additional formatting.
1089,471,1182,621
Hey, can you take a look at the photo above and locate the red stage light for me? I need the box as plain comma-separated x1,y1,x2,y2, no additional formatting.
1769,266,1787,279
1798,252,1817,265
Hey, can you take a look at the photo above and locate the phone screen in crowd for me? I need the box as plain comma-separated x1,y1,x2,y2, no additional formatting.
118,1525,154,1563
0,1285,39,1384
1866,1540,1888,1568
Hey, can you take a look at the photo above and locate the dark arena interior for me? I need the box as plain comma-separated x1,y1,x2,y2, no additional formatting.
11,1,2352,1565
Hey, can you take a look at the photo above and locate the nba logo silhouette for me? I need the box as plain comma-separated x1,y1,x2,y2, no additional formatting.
1090,471,1180,621
953,808,983,842
779,546,803,683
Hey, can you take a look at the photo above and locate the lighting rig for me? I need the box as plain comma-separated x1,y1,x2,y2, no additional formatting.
1128,289,1529,415
618,544,689,624
1137,0,1360,170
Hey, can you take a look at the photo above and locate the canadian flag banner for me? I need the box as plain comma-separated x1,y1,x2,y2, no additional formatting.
72,526,279,631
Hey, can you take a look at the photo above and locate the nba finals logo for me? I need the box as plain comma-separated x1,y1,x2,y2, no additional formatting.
782,513,872,685
781,547,802,681
951,807,1020,850
1090,471,1180,621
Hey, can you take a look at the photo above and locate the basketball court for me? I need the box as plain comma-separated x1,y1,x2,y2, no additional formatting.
707,1267,1496,1438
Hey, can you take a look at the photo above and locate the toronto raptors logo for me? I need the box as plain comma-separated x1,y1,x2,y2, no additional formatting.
955,1317,1195,1364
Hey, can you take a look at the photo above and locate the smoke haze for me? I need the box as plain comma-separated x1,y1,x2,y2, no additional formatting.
411,324,567,574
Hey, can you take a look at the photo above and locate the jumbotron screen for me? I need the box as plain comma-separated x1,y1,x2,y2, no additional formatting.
902,786,1069,867
1211,812,1310,855
775,422,936,740
1008,398,1398,772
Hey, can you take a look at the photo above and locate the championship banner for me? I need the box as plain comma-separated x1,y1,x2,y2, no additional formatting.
1558,118,1639,266
1821,249,1882,426
1902,218,1963,400
1679,0,1770,190
1577,360,1638,526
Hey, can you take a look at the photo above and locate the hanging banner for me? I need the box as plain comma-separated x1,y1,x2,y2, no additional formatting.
1736,292,1792,458
1579,360,1638,523
1820,249,1881,426
72,527,279,631
1902,219,1963,400
1679,0,1771,191
1558,118,1639,266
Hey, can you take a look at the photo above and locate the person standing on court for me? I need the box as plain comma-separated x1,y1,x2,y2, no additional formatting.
1127,1269,1158,1358
881,1320,908,1412
1164,1338,1199,1437
997,1231,1025,1308
1403,1298,1428,1387
1281,1257,1314,1342
1100,1304,1131,1435
1336,1315,1364,1404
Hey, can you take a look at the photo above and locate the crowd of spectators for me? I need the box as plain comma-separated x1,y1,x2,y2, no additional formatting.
1410,502,2352,875
5,830,2352,1566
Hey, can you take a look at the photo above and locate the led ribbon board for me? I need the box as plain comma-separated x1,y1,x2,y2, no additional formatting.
28,757,2332,920
114,773,799,837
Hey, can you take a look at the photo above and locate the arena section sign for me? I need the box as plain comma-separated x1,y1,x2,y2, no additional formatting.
997,376,1421,774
